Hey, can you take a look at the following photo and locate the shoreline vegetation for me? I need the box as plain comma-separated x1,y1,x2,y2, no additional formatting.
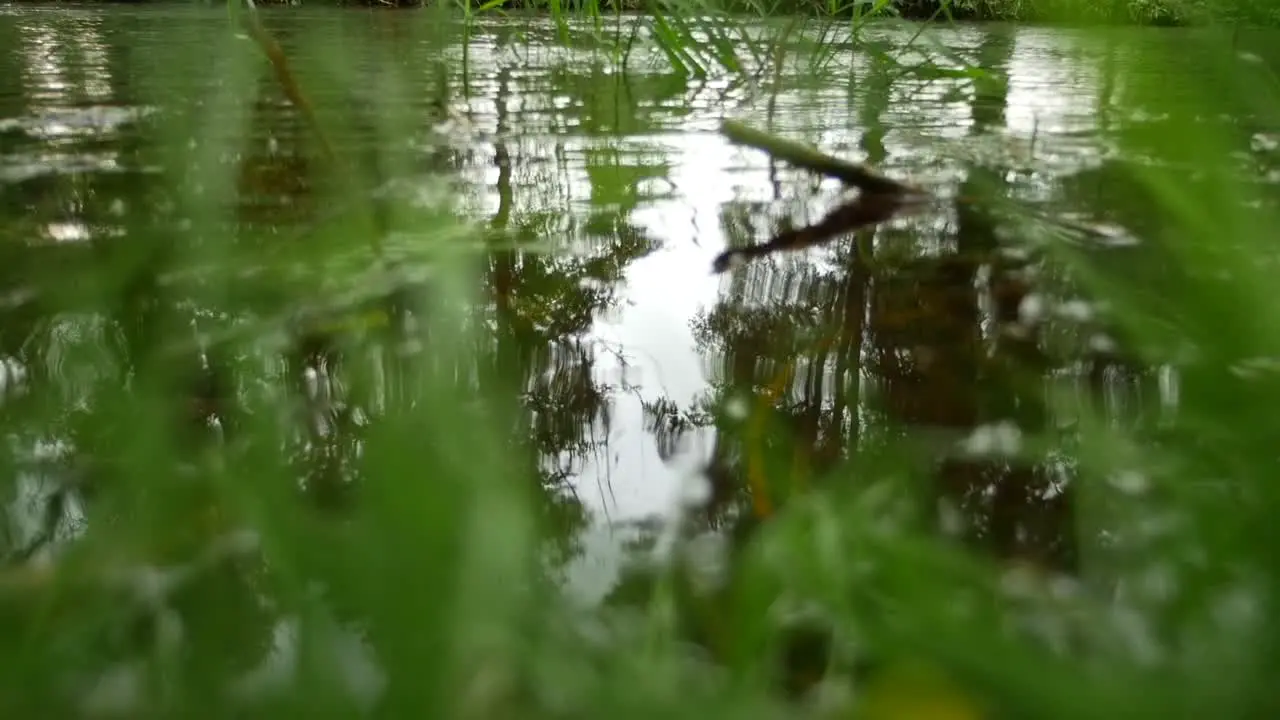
11,0,1280,27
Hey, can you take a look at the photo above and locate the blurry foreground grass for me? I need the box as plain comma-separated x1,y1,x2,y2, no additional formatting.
2,4,1280,720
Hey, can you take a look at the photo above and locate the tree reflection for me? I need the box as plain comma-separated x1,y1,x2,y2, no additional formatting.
0,15,678,707
668,31,1086,575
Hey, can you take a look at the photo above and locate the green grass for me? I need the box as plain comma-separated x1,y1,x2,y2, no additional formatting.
3,1,1280,719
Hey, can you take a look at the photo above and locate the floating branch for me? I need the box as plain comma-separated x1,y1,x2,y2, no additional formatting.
712,121,934,273
239,9,336,163
720,120,926,196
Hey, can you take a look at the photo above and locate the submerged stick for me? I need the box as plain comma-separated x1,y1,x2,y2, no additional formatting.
719,120,924,196
238,8,336,164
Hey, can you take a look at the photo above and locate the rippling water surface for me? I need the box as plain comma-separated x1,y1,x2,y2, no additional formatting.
2,5,1276,603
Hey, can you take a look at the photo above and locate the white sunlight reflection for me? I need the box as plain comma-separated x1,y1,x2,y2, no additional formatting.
18,23,68,100
565,131,741,602
1005,30,1102,136
576,130,736,521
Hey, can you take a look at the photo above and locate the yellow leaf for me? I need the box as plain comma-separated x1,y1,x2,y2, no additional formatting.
858,662,983,720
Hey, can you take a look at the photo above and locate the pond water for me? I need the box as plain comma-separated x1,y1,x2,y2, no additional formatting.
1,4,1275,606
